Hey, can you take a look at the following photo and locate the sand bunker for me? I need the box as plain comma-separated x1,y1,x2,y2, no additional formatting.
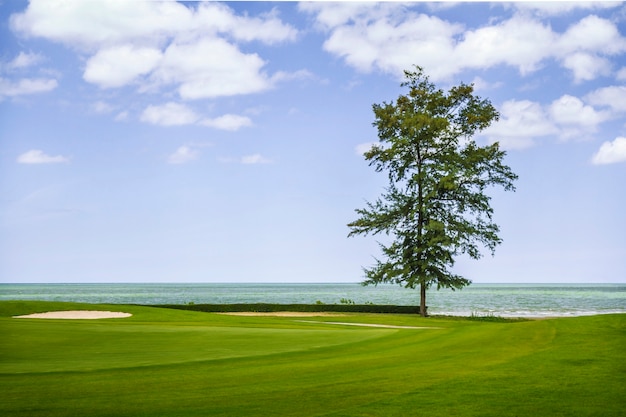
297,320,441,329
218,312,345,317
13,310,132,319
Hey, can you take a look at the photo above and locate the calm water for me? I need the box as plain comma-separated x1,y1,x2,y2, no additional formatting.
1,283,624,318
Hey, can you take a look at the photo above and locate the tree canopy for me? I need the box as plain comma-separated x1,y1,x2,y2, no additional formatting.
348,66,518,316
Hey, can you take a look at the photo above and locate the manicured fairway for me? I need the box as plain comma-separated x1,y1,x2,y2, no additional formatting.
1,301,624,416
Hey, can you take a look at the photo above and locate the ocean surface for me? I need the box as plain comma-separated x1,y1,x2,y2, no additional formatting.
1,283,624,317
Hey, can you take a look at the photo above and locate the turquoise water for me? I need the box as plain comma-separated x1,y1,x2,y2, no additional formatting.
0,283,624,317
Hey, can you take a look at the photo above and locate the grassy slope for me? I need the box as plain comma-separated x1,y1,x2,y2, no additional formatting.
0,301,624,417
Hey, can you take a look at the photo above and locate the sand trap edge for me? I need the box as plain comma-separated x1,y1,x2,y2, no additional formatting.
13,310,132,319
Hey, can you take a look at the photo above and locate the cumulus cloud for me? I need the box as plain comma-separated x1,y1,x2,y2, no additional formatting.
17,149,70,164
140,102,199,126
586,86,626,114
168,145,199,164
456,15,555,77
557,15,625,56
0,77,57,98
301,4,626,82
548,95,610,139
200,114,252,131
483,100,558,149
140,102,252,131
155,38,271,99
591,137,626,165
10,0,299,99
561,52,611,83
10,0,191,49
195,3,297,44
84,45,162,88
303,3,463,80
483,93,612,149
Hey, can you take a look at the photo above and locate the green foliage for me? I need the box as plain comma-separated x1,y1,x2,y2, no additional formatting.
348,66,518,316
340,298,355,304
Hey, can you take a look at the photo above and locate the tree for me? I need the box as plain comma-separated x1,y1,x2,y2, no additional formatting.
348,66,518,317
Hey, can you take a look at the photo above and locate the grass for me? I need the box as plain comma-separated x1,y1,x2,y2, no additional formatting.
0,301,624,416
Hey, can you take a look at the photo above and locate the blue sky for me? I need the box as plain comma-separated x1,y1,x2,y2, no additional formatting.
1,1,625,284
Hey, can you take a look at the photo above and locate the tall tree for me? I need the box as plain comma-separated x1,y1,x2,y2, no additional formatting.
348,66,518,317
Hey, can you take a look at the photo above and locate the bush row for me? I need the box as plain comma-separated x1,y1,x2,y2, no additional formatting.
153,303,422,314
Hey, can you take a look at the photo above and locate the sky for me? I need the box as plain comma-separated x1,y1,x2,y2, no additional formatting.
0,1,625,284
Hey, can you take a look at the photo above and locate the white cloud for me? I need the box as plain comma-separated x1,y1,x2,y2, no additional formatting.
168,146,199,165
302,5,626,82
298,2,376,30
561,52,611,83
241,154,272,164
17,149,70,164
456,14,555,76
513,2,621,17
549,95,610,129
470,76,503,92
195,3,297,44
155,38,272,99
0,77,57,97
10,1,299,99
200,114,252,131
140,102,252,131
586,86,626,114
557,15,626,56
617,67,626,81
591,137,626,165
6,51,43,70
482,100,558,149
315,5,463,79
10,0,191,50
84,45,162,88
140,102,199,126
486,94,612,148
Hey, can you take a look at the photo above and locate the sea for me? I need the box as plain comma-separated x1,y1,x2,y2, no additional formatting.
1,283,624,318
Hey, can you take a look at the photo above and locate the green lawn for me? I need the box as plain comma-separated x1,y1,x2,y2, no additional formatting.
1,301,624,416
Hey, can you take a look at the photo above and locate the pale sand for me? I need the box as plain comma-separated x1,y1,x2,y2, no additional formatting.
13,310,132,319
218,312,346,317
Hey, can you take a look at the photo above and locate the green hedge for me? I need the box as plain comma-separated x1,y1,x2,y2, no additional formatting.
153,303,422,314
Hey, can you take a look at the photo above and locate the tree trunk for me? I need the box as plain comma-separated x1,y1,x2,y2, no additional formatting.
420,283,427,317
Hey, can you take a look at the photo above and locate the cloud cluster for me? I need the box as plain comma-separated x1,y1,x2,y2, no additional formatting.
11,1,297,95
483,89,618,150
300,3,624,163
300,3,626,83
10,0,299,128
